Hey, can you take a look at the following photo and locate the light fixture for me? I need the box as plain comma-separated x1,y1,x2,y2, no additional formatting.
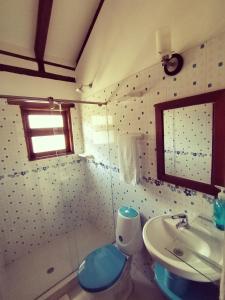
75,82,93,93
156,29,183,76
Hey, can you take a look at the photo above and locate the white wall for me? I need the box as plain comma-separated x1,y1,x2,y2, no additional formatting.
82,30,225,220
0,58,84,265
80,31,225,278
0,53,76,99
0,72,76,99
0,99,86,264
75,0,225,95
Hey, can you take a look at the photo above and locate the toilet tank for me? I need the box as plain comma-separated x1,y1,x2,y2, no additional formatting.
116,207,143,255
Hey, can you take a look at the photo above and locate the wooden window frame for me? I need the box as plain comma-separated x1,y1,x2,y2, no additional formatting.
20,105,74,161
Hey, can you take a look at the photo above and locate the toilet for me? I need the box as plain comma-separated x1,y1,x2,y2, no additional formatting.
77,206,143,300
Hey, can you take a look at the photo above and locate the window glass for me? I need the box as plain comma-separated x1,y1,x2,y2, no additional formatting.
32,135,66,153
28,115,63,129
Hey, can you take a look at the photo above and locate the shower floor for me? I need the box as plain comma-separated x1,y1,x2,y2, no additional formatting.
1,223,111,300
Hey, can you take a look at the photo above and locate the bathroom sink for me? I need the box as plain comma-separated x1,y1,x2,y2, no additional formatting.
143,215,224,282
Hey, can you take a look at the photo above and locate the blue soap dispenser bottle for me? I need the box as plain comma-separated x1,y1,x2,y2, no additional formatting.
213,189,225,230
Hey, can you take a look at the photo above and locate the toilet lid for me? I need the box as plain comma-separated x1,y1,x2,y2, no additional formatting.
78,244,127,293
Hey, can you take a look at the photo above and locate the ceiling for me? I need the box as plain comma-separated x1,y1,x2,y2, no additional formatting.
0,0,225,92
0,0,38,57
75,0,225,93
45,0,100,66
0,0,100,66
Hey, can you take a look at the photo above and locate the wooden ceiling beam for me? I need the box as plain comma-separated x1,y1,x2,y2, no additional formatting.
0,1,77,82
0,64,75,82
34,0,53,71
75,0,105,68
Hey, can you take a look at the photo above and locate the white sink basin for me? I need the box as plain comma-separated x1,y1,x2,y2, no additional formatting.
143,215,224,282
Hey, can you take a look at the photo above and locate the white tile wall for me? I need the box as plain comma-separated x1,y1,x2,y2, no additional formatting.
0,101,88,265
81,31,225,276
81,104,115,239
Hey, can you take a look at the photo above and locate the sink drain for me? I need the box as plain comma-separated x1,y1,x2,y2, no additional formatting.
47,267,55,274
173,248,184,257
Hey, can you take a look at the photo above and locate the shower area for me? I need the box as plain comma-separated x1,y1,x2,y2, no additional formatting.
0,97,115,300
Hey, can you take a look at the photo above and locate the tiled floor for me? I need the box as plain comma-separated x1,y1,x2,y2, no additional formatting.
66,278,166,300
1,222,166,300
1,224,111,300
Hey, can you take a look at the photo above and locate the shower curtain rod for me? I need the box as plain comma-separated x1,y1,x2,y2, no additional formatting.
0,94,107,106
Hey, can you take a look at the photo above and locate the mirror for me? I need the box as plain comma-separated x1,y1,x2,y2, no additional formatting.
163,103,213,184
155,89,225,196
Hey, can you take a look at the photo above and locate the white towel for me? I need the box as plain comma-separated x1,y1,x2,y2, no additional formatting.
118,134,140,185
220,232,225,300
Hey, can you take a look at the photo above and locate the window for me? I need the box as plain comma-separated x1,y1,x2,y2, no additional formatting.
21,105,74,160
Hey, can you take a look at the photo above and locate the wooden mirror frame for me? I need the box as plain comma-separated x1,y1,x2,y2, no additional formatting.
155,89,225,196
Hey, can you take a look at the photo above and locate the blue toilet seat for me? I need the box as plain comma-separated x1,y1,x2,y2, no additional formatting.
78,244,127,293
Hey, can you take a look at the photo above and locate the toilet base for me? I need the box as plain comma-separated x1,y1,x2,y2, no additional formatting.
80,259,133,300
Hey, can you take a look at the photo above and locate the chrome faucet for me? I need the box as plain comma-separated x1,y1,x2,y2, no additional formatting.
171,213,189,229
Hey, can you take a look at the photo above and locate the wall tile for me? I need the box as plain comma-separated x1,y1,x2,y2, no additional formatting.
81,32,225,275
0,102,88,264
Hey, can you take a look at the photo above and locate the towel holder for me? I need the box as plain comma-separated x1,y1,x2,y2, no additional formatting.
118,133,145,139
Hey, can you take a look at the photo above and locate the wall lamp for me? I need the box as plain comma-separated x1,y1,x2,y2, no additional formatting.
156,29,183,76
